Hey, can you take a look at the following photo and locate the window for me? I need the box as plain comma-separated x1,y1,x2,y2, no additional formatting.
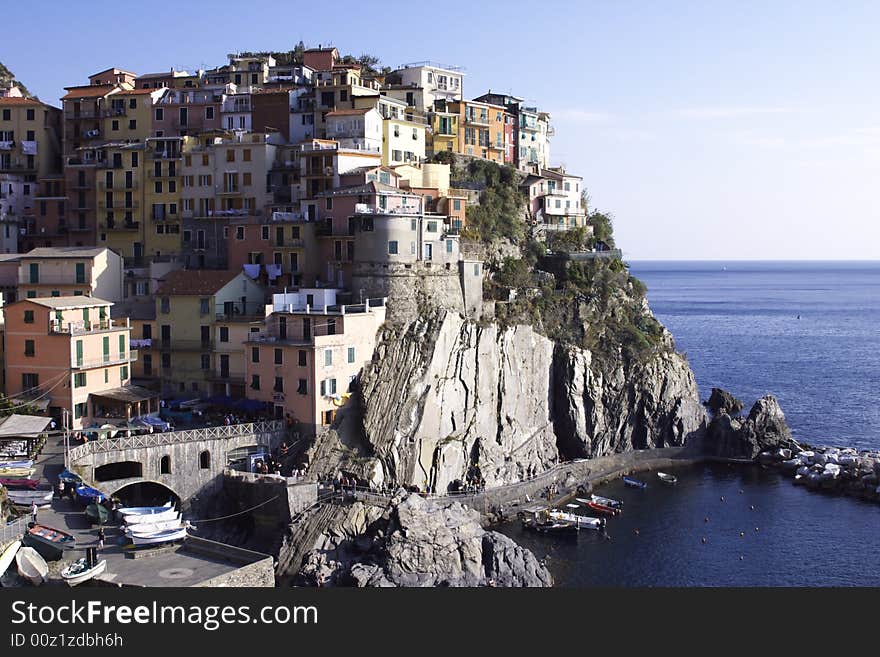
261,225,269,240
388,240,398,255
104,369,109,383
453,199,461,211
219,326,229,342
252,347,260,363
199,298,209,315
26,108,35,121
320,378,337,396
347,347,355,364
160,297,170,313
128,119,136,130
159,455,171,474
325,198,332,210
447,239,453,253
274,377,284,393
121,365,128,381
427,221,437,233
297,378,308,395
131,152,138,168
155,108,164,121
74,373,86,388
1,109,9,121
24,340,35,357
205,107,214,120
236,226,245,240
154,181,162,194
74,402,87,419
243,149,251,162
274,348,283,365
23,310,34,324
112,120,119,131
161,353,171,368
226,149,235,162
201,354,210,370
118,334,125,358
324,349,332,367
251,374,260,390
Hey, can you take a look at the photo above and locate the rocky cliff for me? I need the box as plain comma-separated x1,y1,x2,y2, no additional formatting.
298,494,552,587
309,306,706,493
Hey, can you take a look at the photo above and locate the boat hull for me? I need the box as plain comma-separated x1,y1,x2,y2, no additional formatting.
61,558,106,587
7,490,54,506
123,508,178,524
15,546,47,585
23,524,76,561
585,501,619,516
130,527,187,546
0,478,40,489
0,539,21,577
623,477,647,489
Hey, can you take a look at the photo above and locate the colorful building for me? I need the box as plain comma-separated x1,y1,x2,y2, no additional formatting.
381,117,426,167
16,247,123,301
385,62,464,113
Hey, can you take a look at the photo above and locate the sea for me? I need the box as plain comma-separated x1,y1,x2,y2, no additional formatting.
498,261,880,587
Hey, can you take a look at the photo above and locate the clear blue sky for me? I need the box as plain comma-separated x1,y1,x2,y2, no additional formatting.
5,0,878,259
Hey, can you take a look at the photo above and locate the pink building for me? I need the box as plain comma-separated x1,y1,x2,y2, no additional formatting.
3,296,156,430
152,88,222,137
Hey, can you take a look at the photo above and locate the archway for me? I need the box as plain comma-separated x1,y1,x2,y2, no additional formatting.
112,481,179,508
95,461,143,482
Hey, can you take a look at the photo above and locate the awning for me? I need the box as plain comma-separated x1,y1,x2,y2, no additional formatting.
89,385,158,404
0,414,52,439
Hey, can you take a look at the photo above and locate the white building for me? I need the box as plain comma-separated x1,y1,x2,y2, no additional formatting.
324,108,382,152
386,62,464,112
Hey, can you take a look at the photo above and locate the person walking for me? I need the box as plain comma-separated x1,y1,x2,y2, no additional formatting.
97,526,105,551
30,501,38,524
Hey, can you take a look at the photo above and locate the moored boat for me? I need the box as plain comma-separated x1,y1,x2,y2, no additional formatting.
7,489,54,506
121,506,178,525
623,476,647,489
657,472,678,485
61,556,106,587
117,500,174,516
23,524,76,560
547,510,606,530
0,459,33,469
0,467,36,479
0,539,21,577
130,526,188,546
58,469,82,485
585,500,620,516
85,503,109,525
123,514,182,535
15,546,47,585
0,478,40,489
74,485,107,504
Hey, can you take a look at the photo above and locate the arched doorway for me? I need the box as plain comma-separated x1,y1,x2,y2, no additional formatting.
112,481,179,508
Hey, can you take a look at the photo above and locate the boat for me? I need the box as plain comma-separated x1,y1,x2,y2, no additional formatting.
130,526,188,546
623,476,647,489
0,459,33,469
85,503,109,525
117,500,174,516
585,500,620,516
7,489,54,506
0,539,21,577
0,467,36,479
61,556,106,587
121,505,178,525
58,469,82,485
74,485,107,504
123,515,182,535
23,524,76,560
582,494,624,509
15,546,48,585
657,472,678,485
0,478,40,489
523,517,580,535
547,510,606,530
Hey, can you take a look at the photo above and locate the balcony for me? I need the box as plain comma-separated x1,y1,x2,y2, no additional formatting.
72,351,137,370
153,339,215,351
97,180,139,191
98,200,139,211
99,107,127,118
101,220,140,231
147,169,178,179
216,186,241,195
465,114,490,127
68,224,93,232
272,238,305,248
64,110,98,120
50,318,128,335
151,150,182,160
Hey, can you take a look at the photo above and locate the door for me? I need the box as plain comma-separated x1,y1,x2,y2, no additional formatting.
275,226,284,247
279,316,287,340
424,243,433,261
302,318,311,340
201,325,210,346
220,354,229,378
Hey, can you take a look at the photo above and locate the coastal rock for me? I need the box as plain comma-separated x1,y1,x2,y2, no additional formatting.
309,309,706,491
297,495,552,587
705,395,796,459
705,388,744,417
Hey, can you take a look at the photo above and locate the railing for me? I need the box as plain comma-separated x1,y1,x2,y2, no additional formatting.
97,180,139,190
72,351,136,370
0,517,29,549
67,420,286,462
50,318,128,335
152,339,215,351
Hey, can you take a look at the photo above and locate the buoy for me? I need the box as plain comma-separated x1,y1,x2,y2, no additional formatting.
634,529,640,535
739,490,744,494
750,505,755,510
740,556,744,561
740,532,745,537
754,527,759,532
704,517,709,523
701,537,707,544
720,496,725,501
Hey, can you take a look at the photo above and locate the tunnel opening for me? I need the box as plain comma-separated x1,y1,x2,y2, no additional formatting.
113,481,179,508
94,461,143,482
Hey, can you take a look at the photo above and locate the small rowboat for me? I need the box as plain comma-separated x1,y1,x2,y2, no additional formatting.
123,515,182,536
524,518,579,535
0,459,33,469
0,467,36,479
61,556,106,587
585,501,620,516
657,472,678,485
118,500,174,516
85,503,109,525
7,489,54,506
58,469,82,485
130,526,188,546
0,539,21,577
623,476,647,489
0,478,40,489
547,510,606,531
590,494,624,509
23,524,76,560
15,546,48,585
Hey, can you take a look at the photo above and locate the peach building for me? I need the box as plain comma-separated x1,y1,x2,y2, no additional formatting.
17,247,123,301
3,296,155,430
244,290,386,434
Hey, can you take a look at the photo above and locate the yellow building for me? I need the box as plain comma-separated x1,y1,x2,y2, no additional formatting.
100,88,159,143
96,142,146,260
151,269,266,396
143,137,184,259
427,106,459,157
381,118,426,167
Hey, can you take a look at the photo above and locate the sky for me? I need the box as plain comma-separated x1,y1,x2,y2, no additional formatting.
3,0,878,260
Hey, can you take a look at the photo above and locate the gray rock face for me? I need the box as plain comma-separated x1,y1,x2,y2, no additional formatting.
327,310,707,492
705,387,744,417
299,495,552,587
705,395,796,459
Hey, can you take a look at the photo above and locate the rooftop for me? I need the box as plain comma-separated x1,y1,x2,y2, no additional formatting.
315,180,417,198
61,84,117,100
156,269,239,296
20,295,113,310
22,246,108,259
325,108,372,117
0,97,43,107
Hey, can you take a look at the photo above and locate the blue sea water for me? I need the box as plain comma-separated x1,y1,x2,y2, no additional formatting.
630,260,880,451
498,261,880,586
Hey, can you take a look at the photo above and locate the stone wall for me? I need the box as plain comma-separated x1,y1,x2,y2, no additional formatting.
182,537,275,587
351,261,464,324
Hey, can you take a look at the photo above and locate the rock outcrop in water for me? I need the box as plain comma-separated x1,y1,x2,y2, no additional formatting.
298,493,552,587
704,394,797,459
705,387,744,417
308,309,706,493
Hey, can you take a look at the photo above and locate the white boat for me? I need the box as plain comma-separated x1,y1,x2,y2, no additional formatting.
122,507,179,524
0,539,21,577
15,546,48,585
118,500,174,516
657,472,678,485
123,516,183,536
130,526,188,546
0,459,33,469
7,489,54,506
547,510,605,530
61,557,106,587
586,494,624,509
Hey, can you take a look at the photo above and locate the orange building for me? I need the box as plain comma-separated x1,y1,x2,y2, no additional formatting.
451,100,508,164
